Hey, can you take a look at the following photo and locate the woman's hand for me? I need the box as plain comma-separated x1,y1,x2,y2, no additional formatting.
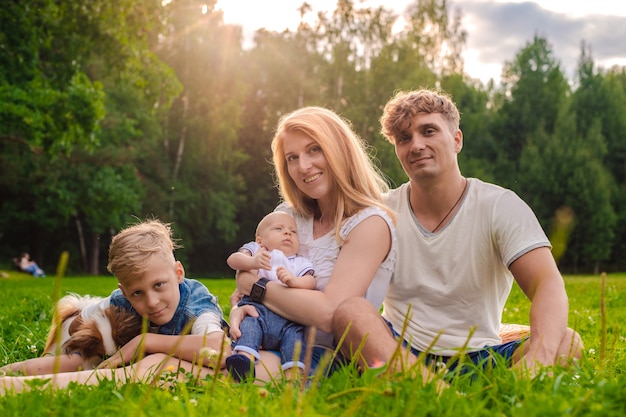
230,288,243,308
228,305,259,340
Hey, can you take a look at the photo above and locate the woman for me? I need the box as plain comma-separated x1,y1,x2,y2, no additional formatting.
18,252,45,277
230,106,397,380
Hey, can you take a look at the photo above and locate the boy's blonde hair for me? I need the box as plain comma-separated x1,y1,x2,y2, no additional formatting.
271,106,394,242
380,89,461,143
107,219,180,284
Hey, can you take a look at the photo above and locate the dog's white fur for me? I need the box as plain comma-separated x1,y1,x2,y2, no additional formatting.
44,293,143,369
44,294,103,356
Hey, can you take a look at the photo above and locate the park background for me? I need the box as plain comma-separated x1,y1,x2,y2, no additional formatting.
1,0,624,279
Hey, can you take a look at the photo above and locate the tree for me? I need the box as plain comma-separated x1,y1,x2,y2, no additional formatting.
518,104,616,272
491,35,569,181
0,0,181,273
0,0,106,155
571,44,626,270
440,74,497,182
152,0,249,274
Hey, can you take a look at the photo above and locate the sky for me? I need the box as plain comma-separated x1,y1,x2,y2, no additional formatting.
214,0,626,84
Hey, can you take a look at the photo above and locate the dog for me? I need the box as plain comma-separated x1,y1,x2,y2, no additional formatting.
43,293,144,369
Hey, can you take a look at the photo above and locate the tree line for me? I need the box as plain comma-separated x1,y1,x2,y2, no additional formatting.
1,0,624,276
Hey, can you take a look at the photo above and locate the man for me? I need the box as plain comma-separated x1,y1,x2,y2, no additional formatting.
332,89,582,377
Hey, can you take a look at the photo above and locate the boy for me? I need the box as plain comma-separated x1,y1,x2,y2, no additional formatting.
1,219,229,378
226,211,316,382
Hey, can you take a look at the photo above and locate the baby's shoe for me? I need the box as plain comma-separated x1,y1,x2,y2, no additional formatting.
226,353,255,382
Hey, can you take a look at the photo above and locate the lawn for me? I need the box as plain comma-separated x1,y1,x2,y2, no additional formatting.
0,270,625,416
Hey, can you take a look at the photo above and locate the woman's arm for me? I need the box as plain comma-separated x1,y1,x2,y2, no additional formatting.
235,216,391,333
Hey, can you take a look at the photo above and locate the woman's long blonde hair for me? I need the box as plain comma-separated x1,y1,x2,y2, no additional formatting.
271,106,394,242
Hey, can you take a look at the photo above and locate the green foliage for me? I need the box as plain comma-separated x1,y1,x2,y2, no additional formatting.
493,36,570,172
571,52,626,271
77,165,144,234
1,274,626,416
518,105,616,270
0,0,181,274
0,0,624,276
0,74,105,154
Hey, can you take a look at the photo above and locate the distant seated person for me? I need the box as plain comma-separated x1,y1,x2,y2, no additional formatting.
17,252,45,277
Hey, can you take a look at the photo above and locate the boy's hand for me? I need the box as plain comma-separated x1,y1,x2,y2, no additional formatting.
97,335,145,369
276,267,297,287
228,305,259,340
252,248,272,271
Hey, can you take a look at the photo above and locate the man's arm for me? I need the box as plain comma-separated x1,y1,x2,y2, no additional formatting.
509,246,570,369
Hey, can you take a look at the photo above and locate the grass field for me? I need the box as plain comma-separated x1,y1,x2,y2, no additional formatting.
1,270,625,416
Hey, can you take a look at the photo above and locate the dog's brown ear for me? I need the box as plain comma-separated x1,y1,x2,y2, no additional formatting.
108,307,144,348
63,322,106,359
68,315,84,335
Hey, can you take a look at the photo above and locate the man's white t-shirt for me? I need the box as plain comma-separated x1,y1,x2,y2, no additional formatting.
382,178,550,355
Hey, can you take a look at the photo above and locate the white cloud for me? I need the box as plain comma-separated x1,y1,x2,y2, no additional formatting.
216,0,626,84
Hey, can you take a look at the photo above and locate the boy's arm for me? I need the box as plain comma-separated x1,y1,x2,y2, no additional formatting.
99,331,231,369
277,268,316,289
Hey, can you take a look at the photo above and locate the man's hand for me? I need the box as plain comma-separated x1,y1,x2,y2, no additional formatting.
512,354,542,378
513,340,552,378
228,305,259,340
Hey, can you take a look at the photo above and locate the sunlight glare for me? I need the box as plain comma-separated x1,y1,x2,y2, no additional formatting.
391,16,405,34
602,57,626,69
462,48,502,84
216,0,303,31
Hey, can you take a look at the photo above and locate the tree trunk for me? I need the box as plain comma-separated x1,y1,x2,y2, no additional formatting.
88,233,100,276
75,216,88,272
169,95,188,219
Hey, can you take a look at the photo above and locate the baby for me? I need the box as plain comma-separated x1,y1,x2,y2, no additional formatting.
226,211,316,382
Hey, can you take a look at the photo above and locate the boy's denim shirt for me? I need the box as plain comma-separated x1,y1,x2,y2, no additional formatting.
110,278,226,335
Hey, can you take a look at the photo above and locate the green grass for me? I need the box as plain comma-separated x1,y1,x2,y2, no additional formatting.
1,270,625,416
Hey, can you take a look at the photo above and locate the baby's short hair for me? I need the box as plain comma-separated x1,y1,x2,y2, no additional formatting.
255,211,295,237
107,219,180,285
